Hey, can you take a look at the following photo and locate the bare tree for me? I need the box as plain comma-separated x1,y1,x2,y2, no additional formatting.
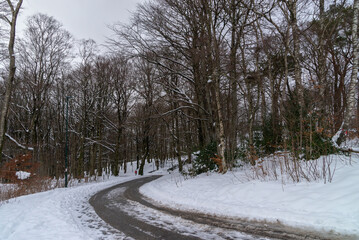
110,55,133,175
16,13,72,167
71,39,98,177
0,0,23,162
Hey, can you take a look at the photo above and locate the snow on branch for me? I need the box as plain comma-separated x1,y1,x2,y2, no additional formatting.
5,133,34,151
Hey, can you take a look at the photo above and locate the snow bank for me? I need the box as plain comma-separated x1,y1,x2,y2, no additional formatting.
140,154,359,237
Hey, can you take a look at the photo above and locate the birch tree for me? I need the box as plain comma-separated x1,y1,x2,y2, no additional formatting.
345,0,359,129
335,0,359,145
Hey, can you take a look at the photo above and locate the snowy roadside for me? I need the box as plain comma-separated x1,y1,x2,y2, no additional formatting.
140,154,359,238
0,160,171,240
0,175,137,240
1,155,358,239
0,158,173,240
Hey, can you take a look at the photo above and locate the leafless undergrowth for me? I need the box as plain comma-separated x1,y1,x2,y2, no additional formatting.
0,173,113,205
244,152,341,184
0,178,54,205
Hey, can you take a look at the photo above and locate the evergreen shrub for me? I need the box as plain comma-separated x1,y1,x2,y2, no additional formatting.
190,142,218,175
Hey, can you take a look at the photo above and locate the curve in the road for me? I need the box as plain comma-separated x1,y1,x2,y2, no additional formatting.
90,176,201,240
90,175,351,240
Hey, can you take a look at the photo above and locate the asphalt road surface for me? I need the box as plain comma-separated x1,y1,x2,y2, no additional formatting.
90,175,349,240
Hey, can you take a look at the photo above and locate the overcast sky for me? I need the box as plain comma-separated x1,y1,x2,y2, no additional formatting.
17,0,144,46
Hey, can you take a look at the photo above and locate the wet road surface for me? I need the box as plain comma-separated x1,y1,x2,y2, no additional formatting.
90,175,349,240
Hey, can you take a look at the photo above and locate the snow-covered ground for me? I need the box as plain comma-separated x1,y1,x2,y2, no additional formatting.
0,162,166,240
0,176,130,240
1,154,358,239
140,154,359,238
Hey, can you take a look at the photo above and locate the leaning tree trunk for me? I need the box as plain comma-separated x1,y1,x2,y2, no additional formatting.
334,0,359,146
0,0,23,163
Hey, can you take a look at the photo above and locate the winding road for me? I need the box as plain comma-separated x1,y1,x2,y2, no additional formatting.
89,175,348,240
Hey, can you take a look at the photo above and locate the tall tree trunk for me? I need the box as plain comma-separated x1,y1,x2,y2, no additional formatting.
290,0,305,150
139,117,150,175
175,109,182,172
185,117,192,164
135,140,139,170
205,0,227,173
113,130,120,176
228,0,239,167
318,0,328,130
213,70,228,173
335,0,359,145
78,136,85,178
0,0,23,162
318,0,326,99
345,0,359,126
89,141,96,176
139,136,149,176
97,128,103,177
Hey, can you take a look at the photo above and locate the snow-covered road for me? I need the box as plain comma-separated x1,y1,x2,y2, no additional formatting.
90,175,272,240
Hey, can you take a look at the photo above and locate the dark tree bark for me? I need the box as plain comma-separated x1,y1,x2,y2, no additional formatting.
0,0,23,162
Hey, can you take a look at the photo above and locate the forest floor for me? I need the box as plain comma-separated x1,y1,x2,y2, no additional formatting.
0,153,358,239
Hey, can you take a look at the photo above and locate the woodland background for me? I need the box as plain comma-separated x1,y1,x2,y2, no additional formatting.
0,0,358,180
